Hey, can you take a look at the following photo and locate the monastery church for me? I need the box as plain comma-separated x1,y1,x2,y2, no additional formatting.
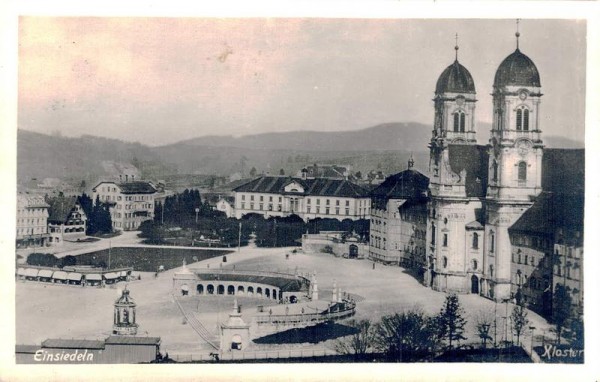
370,28,581,304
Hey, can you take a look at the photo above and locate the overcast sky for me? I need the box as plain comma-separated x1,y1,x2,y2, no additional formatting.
18,18,586,146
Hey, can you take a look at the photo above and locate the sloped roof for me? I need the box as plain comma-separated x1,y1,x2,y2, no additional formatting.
42,339,105,350
541,148,584,195
118,181,157,194
17,194,49,209
509,192,584,236
447,144,489,197
104,336,161,345
47,196,80,223
233,176,369,198
370,169,429,201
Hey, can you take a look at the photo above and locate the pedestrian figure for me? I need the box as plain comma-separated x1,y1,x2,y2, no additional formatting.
372,262,375,270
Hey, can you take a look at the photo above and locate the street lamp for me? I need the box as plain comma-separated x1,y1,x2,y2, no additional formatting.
237,222,242,252
195,208,200,224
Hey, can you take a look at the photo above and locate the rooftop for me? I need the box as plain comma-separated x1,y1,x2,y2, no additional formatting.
435,60,476,94
233,176,369,198
370,169,429,201
47,196,81,223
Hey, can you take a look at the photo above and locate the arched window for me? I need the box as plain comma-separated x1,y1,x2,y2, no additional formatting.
453,111,466,133
489,232,495,253
431,223,436,245
518,162,527,181
442,256,448,268
472,233,479,249
489,265,494,277
516,107,530,131
471,259,478,270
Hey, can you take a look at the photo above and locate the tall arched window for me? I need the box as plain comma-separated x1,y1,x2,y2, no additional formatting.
489,231,495,253
431,222,436,245
453,111,465,133
518,161,527,181
516,107,530,131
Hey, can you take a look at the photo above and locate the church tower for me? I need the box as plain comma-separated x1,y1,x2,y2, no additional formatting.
483,24,544,301
425,39,486,293
429,37,478,188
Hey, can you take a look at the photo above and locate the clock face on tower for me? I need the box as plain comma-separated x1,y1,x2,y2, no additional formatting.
516,140,532,156
519,90,528,100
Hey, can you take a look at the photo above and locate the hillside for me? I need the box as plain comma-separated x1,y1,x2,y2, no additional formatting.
17,131,177,185
169,122,430,152
17,122,583,185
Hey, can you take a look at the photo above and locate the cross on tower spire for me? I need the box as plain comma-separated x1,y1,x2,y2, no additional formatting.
454,33,459,61
516,19,521,50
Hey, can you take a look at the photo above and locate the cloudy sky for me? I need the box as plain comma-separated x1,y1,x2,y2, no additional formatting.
18,18,586,146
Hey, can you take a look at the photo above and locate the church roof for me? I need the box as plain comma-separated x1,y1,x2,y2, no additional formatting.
447,144,489,197
509,192,584,237
435,60,476,94
541,148,584,195
494,49,541,88
233,176,369,198
370,169,429,201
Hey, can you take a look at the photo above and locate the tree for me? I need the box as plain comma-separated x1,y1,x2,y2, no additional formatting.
373,308,440,362
569,317,584,348
438,294,467,349
78,193,93,223
87,196,113,235
511,301,529,346
474,310,494,348
553,284,572,345
334,319,374,361
249,167,257,177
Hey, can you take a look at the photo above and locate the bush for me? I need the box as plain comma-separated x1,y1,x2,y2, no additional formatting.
26,253,59,267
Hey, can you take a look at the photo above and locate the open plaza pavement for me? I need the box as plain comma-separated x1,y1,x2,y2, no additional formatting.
15,237,556,359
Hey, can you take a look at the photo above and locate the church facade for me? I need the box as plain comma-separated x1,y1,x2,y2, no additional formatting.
370,32,584,307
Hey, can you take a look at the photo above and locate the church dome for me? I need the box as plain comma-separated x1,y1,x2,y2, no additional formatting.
435,60,476,95
493,49,540,88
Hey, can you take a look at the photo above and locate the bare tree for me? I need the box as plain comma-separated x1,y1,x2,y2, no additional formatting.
334,319,374,361
474,310,494,348
511,303,529,346
373,308,439,362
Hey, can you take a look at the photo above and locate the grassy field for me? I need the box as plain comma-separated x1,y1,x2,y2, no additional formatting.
75,247,232,272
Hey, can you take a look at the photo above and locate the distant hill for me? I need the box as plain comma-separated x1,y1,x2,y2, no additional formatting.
17,130,176,186
169,122,431,152
17,122,584,186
